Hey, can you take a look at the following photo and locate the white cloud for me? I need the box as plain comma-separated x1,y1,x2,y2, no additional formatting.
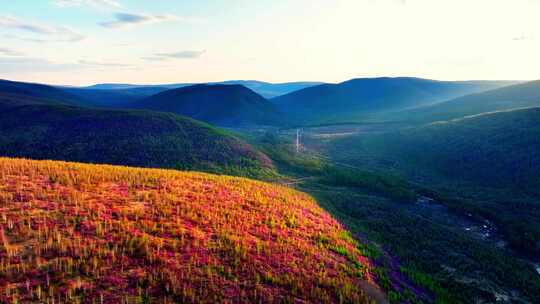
99,13,180,29
513,35,534,41
78,59,132,67
53,0,121,8
0,15,85,42
0,57,135,77
152,50,206,60
0,57,81,74
0,48,24,57
140,56,168,62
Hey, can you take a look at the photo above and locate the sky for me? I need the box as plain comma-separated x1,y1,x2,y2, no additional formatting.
0,0,539,85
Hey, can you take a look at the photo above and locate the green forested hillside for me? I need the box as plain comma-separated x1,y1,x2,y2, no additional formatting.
0,92,60,109
0,101,272,176
328,107,540,256
333,107,540,192
246,130,540,303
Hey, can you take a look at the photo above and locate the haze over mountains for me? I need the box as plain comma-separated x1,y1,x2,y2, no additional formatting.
83,80,323,98
61,86,156,108
1,79,287,126
0,78,153,108
3,77,527,128
272,77,518,124
383,80,540,124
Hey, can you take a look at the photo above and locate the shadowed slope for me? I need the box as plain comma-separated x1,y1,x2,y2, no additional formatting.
0,79,81,106
133,84,284,126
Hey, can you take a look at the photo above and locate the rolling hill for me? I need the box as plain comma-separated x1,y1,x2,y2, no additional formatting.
384,79,540,123
0,79,146,109
272,77,517,124
85,80,323,99
133,84,284,126
0,99,271,175
217,80,324,98
0,157,378,303
330,107,540,193
0,79,81,106
0,79,322,110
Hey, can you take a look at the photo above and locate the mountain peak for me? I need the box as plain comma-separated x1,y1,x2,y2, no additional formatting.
133,84,283,126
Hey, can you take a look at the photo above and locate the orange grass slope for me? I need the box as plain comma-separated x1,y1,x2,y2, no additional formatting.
0,157,382,303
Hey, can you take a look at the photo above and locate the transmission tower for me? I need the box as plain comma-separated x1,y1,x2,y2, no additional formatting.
296,129,301,153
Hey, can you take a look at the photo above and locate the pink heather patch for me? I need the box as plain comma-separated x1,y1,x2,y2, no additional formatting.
0,157,378,303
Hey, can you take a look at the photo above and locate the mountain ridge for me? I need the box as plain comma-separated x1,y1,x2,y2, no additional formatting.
272,77,519,124
385,79,540,123
82,80,324,98
0,78,82,106
133,84,284,126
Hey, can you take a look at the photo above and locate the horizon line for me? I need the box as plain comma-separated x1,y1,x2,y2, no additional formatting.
0,75,534,88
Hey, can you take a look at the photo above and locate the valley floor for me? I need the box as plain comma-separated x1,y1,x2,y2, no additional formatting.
238,124,540,304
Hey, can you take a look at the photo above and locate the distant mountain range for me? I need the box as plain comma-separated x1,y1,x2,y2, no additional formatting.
1,77,527,128
0,78,154,108
61,86,157,108
132,84,284,126
384,79,540,123
272,77,518,124
1,79,288,127
0,79,81,105
82,80,324,99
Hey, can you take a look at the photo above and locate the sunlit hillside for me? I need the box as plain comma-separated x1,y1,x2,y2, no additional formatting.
0,158,378,303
